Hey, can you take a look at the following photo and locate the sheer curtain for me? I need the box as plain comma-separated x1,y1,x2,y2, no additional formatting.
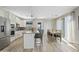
64,13,75,43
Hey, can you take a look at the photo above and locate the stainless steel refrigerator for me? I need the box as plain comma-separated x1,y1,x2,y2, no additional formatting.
0,16,10,50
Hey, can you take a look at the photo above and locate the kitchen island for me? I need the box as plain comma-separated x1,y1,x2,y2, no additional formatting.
23,31,35,49
23,29,44,49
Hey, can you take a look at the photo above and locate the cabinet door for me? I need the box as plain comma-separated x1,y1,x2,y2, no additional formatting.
24,34,35,49
0,37,10,50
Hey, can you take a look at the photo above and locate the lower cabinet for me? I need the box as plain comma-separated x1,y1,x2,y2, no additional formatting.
0,36,10,50
23,33,35,49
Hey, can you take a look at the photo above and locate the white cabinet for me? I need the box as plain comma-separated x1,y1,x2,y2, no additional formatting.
10,31,23,42
0,9,5,17
9,13,16,24
24,33,35,49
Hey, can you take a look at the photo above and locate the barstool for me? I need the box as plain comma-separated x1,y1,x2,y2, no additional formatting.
34,33,42,44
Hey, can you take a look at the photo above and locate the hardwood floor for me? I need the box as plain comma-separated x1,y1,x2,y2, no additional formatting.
1,37,23,52
1,34,79,52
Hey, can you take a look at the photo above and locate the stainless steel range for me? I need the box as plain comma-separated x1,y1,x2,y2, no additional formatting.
0,16,10,50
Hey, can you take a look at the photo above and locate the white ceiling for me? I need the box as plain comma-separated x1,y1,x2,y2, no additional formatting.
1,6,78,19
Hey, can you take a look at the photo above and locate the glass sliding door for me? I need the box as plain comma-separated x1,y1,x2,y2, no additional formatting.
56,18,65,39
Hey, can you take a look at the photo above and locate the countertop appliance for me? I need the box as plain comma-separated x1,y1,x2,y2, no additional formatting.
0,16,10,50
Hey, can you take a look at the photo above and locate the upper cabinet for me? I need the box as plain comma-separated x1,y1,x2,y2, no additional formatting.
9,13,16,24
0,9,5,17
0,9,9,18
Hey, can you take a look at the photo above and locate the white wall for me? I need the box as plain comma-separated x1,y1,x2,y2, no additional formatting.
73,7,79,44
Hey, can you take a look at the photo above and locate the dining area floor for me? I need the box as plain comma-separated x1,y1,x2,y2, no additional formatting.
1,34,79,52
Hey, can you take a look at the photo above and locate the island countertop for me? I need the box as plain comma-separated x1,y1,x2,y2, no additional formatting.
23,30,40,34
